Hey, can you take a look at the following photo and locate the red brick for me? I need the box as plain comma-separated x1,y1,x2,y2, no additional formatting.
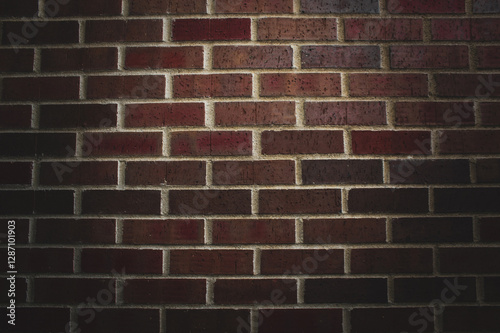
122,219,204,245
81,249,162,274
0,219,29,244
170,250,253,275
41,48,118,71
0,308,69,333
392,217,473,243
349,188,429,213
388,0,465,13
431,18,471,40
125,103,204,127
345,18,423,41
0,278,26,303
173,74,252,98
1,21,79,45
212,219,295,244
86,19,163,42
0,105,32,129
34,278,115,303
303,159,383,184
0,49,33,72
39,104,117,128
480,217,500,242
301,0,379,13
0,190,74,215
2,77,79,101
305,278,387,303
261,249,344,275
130,0,206,14
351,308,434,333
474,0,500,13
214,279,297,304
87,132,162,156
0,133,75,157
262,130,344,154
394,102,475,126
125,161,205,185
258,18,337,40
1,248,74,273
169,190,251,215
258,309,342,333
164,310,250,333
170,131,252,156
305,101,386,126
0,162,32,185
36,219,115,244
261,73,341,97
218,0,293,12
125,47,203,69
303,218,386,244
351,248,433,274
55,0,122,16
259,189,341,214
476,159,500,183
123,279,205,304
481,103,500,125
40,161,118,185
350,74,428,97
440,248,500,273
477,46,500,69
215,102,296,126
0,0,38,17
352,131,431,155
76,309,159,333
435,74,500,97
485,277,500,301
82,190,161,215
472,19,500,40
212,160,295,185
439,130,500,153
302,46,380,68
389,159,470,184
394,277,476,303
443,307,500,332
391,45,468,69
434,187,500,213
172,18,250,41
213,46,293,69
87,75,165,99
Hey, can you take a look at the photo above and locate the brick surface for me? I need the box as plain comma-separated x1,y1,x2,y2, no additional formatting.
305,101,386,125
125,103,204,127
82,190,161,215
303,218,386,244
259,189,342,214
392,217,473,243
351,308,434,333
81,249,163,274
35,219,116,244
389,159,470,184
394,277,476,303
305,278,387,303
123,279,206,304
0,49,34,72
0,0,38,17
172,19,251,41
350,74,428,97
39,161,118,185
388,0,465,13
76,309,159,333
85,19,163,42
39,104,118,128
434,187,500,213
215,0,293,13
55,0,122,16
476,159,500,183
164,310,251,333
349,188,429,213
261,73,341,97
258,309,343,333
126,47,203,69
0,162,32,185
173,74,252,98
301,0,379,13
169,190,252,215
170,250,253,275
2,21,79,45
440,248,500,273
261,249,344,275
302,159,383,184
261,130,344,154
351,248,433,274
394,102,475,126
352,131,431,155
214,279,297,304
212,219,295,244
170,131,252,156
125,161,206,185
0,133,75,157
0,190,74,215
214,46,293,69
212,160,295,185
2,77,80,101
302,46,380,68
87,75,166,99
0,105,32,129
122,219,204,245
345,18,423,41
215,102,296,126
480,217,500,242
481,102,500,125
258,18,337,40
390,45,468,69
130,0,206,14
439,130,500,153
442,307,500,332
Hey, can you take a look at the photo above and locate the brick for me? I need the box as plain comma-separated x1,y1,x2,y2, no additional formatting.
0,190,74,215
122,219,204,245
0,248,74,273
39,104,117,128
81,249,162,274
345,18,423,41
258,18,337,40
474,0,500,13
2,77,79,101
87,132,162,156
435,187,500,213
472,19,500,40
351,308,434,333
258,309,342,333
481,103,500,125
305,278,387,303
170,250,253,275
261,73,341,97
125,161,206,185
213,46,293,69
34,278,115,303
349,188,429,214
431,19,471,40
123,279,206,304
0,162,32,185
125,103,204,127
392,217,473,243
39,161,118,185
216,0,293,12
435,74,500,97
477,159,500,183
87,75,165,99
0,308,69,333
130,0,206,14
484,277,500,301
301,0,379,13
214,279,297,304
388,0,465,13
173,74,252,98
352,131,431,155
389,159,470,184
55,0,122,16
303,218,386,244
76,309,159,333
0,133,75,157
36,219,115,244
0,49,33,72
170,131,252,156
259,189,342,214
0,278,26,303
86,19,163,42
0,0,38,17
82,190,160,215
302,46,380,68
302,159,383,184
391,45,468,69
1,21,79,45
477,46,500,69
262,130,344,154
440,248,500,273
394,277,476,303
164,310,250,333
480,217,500,242
125,47,203,69
442,307,500,332
172,18,250,41
0,219,29,244
351,248,433,274
169,190,251,215
0,105,32,129
41,48,118,71
212,219,295,244
305,101,386,126
215,102,296,126
261,249,344,275
350,74,428,97
439,130,500,153
394,102,475,126
212,160,295,185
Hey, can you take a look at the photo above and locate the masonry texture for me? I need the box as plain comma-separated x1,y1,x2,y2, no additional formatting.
0,0,500,332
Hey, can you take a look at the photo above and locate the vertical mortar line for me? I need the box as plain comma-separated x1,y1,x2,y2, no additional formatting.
251,188,259,215
26,276,34,302
341,73,349,98
428,73,436,99
79,75,87,101
342,308,351,333
205,101,215,128
204,44,213,71
293,0,300,13
296,278,305,304
387,276,394,303
433,246,439,275
253,248,261,275
117,103,125,129
295,158,302,185
428,186,434,213
34,47,42,73
379,0,388,14
205,219,213,245
431,129,440,156
344,247,351,274
477,276,484,304
469,158,477,184
472,216,480,243
73,247,82,274
118,161,126,189
474,101,481,127
380,44,390,70
207,0,214,14
74,189,82,215
162,128,169,156
382,160,391,184
465,0,473,14
163,18,170,42
386,217,392,243
336,18,345,43
115,218,123,244
296,99,305,126
161,188,169,216
422,18,431,43
341,187,349,214
159,308,166,333
252,72,260,99
469,44,477,71
250,309,259,333
38,0,45,17
435,307,443,333
165,74,173,99
31,157,40,188
386,100,395,128
251,18,258,41
206,160,213,186
292,44,301,70
117,46,126,71
163,249,170,275
295,218,304,244
79,20,86,44
206,278,215,305
253,129,261,158
29,218,36,244
122,0,129,16
69,308,78,333
115,278,125,305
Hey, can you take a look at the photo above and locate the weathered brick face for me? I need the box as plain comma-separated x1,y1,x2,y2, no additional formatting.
1,0,499,332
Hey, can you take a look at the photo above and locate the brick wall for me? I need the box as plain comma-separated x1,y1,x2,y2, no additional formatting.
1,0,500,332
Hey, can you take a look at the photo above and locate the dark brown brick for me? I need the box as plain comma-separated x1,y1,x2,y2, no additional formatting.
122,219,204,245
164,310,250,333
213,46,293,69
41,48,118,71
170,131,252,156
39,104,117,128
480,103,500,126
439,130,500,153
125,47,203,69
303,159,383,184
258,18,337,40
170,250,253,275
391,45,468,69
261,73,341,97
302,45,380,68
0,162,32,185
392,218,473,243
345,18,423,41
350,74,428,97
305,102,386,126
130,0,206,14
173,74,252,98
352,131,431,155
214,279,297,304
351,248,433,274
303,218,386,244
125,103,204,127
261,249,344,275
87,132,162,156
442,306,500,332
36,219,115,244
215,102,296,126
212,219,295,244
1,248,74,273
0,105,32,129
480,217,500,242
305,278,387,303
172,19,250,41
2,77,79,101
394,101,475,126
262,130,344,154
81,249,163,274
2,21,79,45
85,19,163,43
440,248,500,273
76,309,159,333
394,277,476,303
123,279,206,304
215,0,294,13
0,190,74,215
87,75,165,99
389,159,470,184
0,133,75,157
349,188,429,213
82,190,161,215
212,160,295,185
434,187,500,213
0,49,34,72
259,189,341,214
351,308,434,333
39,161,118,185
125,161,206,185
169,190,251,215
34,278,115,304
